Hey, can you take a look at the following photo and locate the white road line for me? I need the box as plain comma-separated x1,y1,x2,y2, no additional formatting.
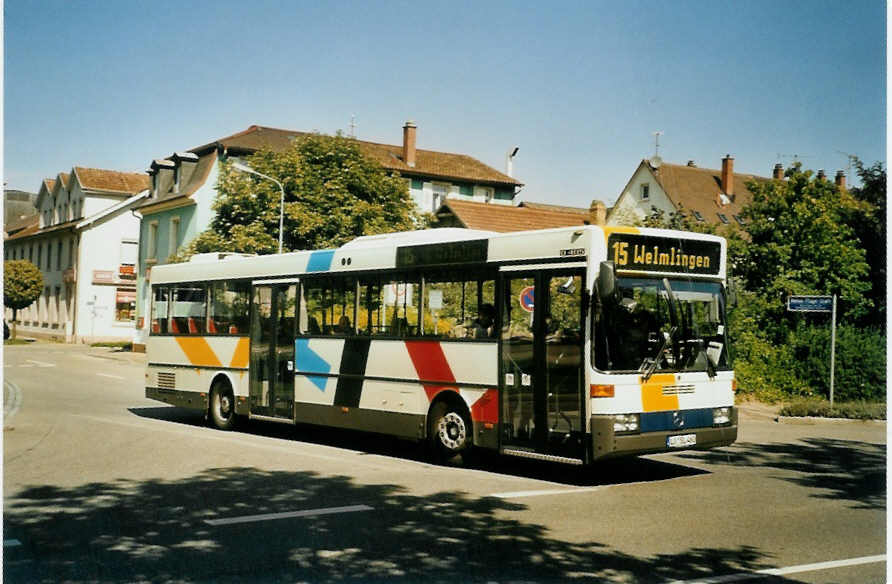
25,359,55,368
489,487,602,499
3,539,22,547
205,504,374,526
667,553,887,583
96,373,125,380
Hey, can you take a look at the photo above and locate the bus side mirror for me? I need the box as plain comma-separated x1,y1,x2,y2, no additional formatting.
598,261,617,303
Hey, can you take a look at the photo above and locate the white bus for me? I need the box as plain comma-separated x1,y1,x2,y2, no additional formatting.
145,226,737,465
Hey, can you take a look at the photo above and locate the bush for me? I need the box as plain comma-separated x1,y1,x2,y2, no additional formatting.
789,324,885,402
780,398,886,420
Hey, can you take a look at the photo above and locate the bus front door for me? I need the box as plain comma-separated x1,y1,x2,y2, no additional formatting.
500,269,585,463
250,283,297,420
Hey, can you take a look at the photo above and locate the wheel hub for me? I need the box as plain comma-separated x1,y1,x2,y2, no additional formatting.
438,412,467,451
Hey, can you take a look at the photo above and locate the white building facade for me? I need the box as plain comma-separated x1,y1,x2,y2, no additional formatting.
5,167,149,342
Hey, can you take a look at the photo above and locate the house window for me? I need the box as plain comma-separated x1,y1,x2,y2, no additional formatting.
717,213,729,224
474,186,494,202
692,210,705,222
37,244,43,268
640,183,650,201
68,238,75,268
57,241,63,270
115,288,136,322
148,221,159,259
432,184,449,213
169,217,180,259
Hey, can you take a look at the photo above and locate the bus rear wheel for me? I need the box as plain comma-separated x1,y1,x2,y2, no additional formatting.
210,382,236,431
429,401,472,461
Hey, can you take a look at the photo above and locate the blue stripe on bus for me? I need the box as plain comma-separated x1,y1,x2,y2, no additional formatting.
639,408,714,433
307,250,336,272
295,339,331,391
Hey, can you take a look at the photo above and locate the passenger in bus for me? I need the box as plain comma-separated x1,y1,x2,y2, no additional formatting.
335,315,352,335
471,303,496,338
307,316,321,335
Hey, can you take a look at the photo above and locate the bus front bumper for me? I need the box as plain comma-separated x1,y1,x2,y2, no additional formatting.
590,407,738,461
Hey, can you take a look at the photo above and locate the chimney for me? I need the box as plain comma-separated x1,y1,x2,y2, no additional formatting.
589,200,607,226
835,170,846,190
817,169,826,181
721,154,734,197
686,160,696,167
773,163,784,180
402,121,417,168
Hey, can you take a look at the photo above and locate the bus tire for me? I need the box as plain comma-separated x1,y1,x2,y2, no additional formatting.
209,381,236,431
429,400,472,461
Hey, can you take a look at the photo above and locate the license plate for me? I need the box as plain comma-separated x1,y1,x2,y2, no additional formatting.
667,433,696,448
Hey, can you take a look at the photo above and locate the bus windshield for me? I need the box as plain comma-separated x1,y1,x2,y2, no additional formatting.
593,277,729,374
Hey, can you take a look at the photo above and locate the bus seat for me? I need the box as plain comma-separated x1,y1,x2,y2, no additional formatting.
229,325,238,334
170,319,180,334
207,319,218,334
152,321,160,333
188,318,199,334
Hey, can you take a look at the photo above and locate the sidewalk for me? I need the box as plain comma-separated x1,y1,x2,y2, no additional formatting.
86,346,147,366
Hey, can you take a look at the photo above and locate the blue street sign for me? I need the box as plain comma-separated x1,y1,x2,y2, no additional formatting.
787,296,834,312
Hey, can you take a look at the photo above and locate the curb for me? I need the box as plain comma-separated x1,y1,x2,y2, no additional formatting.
776,415,886,425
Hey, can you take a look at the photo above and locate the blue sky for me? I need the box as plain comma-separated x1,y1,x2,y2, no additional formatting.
4,0,886,208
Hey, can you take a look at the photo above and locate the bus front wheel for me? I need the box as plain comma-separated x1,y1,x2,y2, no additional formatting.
429,401,472,461
210,381,236,431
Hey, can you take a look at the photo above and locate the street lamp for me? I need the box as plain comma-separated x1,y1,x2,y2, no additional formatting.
230,161,286,254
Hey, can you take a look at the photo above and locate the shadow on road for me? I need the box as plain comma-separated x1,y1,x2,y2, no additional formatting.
5,467,802,583
128,406,709,488
681,437,886,510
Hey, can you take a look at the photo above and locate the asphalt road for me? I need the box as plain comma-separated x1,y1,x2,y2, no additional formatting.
3,342,886,583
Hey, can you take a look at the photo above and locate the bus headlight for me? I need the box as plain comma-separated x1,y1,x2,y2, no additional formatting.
713,407,732,425
613,414,640,434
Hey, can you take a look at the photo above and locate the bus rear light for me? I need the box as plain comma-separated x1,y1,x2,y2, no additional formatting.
590,384,615,398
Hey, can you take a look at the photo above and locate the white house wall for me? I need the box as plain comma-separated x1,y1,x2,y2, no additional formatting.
74,209,141,341
608,165,675,225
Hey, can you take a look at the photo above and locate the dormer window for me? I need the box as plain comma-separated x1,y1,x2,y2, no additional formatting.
692,210,705,222
717,213,730,224
734,214,746,226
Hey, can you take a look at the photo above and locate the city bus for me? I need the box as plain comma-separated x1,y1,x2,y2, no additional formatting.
145,226,737,465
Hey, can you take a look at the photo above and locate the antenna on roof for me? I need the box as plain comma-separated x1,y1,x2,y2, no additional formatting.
648,131,663,168
349,115,357,138
836,150,857,176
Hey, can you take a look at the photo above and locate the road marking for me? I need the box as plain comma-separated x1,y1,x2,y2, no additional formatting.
97,373,125,380
489,487,602,499
666,553,887,583
205,504,374,526
4,379,23,423
4,539,22,547
25,359,55,368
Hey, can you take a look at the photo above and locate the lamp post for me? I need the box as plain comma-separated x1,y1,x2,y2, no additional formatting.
231,161,285,254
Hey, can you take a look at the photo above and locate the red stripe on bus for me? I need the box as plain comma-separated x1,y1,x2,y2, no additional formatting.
405,340,456,402
470,389,499,424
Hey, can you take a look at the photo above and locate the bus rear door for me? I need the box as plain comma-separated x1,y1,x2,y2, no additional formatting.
499,267,586,464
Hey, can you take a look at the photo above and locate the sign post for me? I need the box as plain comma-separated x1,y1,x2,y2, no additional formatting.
787,295,837,408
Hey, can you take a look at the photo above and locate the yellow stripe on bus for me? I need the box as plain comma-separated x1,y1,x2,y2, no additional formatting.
641,373,680,412
230,337,250,369
175,337,223,368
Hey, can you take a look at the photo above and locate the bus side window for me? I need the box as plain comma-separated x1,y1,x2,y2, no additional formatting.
151,286,169,334
171,286,206,335
209,281,250,335
357,278,382,335
301,279,327,335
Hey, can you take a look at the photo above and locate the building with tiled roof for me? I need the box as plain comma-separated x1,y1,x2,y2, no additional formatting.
4,167,149,343
133,121,522,349
434,198,607,232
608,156,779,228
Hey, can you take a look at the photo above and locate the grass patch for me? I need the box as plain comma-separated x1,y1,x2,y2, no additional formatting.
90,341,133,351
779,398,886,420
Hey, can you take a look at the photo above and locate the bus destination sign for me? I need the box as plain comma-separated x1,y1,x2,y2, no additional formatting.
607,233,721,275
396,239,489,268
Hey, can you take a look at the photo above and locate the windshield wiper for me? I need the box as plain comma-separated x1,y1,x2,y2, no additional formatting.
641,326,677,382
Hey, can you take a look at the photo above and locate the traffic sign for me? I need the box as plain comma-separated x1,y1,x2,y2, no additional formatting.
787,295,833,312
519,286,535,312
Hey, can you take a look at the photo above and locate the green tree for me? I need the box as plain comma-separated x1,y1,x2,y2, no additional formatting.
179,133,420,258
736,164,871,324
4,260,43,340
846,159,885,326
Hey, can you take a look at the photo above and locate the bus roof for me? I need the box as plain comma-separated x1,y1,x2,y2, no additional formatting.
149,225,726,284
